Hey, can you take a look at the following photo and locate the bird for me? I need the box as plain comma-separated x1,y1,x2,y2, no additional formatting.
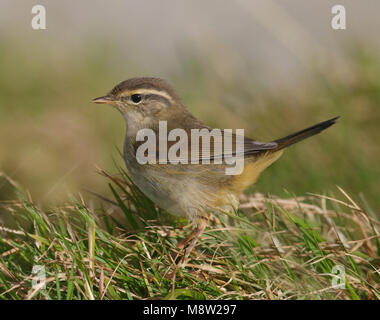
93,77,338,262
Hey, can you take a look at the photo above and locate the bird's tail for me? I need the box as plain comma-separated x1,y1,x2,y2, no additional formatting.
270,117,339,152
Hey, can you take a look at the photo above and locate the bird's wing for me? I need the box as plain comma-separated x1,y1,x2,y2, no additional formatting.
133,126,277,163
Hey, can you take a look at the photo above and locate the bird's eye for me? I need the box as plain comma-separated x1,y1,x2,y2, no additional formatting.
131,94,142,103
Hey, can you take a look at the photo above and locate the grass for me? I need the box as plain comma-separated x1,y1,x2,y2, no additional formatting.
0,36,379,300
0,170,379,300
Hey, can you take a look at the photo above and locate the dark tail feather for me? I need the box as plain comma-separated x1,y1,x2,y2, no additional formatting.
271,116,339,152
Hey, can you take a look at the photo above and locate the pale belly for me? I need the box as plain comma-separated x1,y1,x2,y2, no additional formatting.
126,160,238,220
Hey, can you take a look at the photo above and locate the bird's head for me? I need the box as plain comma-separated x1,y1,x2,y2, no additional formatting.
92,77,186,126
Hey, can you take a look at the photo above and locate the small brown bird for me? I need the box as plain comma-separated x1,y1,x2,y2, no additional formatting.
93,77,338,261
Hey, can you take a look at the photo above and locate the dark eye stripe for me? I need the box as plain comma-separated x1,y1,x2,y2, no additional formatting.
144,94,170,106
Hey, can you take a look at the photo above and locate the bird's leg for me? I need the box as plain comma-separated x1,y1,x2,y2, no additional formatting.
165,216,208,279
170,225,197,263
177,225,199,249
177,218,207,266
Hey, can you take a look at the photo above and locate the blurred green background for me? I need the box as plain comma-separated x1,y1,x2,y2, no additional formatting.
0,1,379,215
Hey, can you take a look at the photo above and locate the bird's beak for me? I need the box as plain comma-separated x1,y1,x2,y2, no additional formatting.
92,95,115,105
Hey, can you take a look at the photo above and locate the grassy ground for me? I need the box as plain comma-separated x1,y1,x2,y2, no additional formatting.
1,170,379,300
0,37,379,300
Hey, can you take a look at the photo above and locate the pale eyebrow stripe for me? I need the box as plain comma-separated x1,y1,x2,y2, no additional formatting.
122,89,174,103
